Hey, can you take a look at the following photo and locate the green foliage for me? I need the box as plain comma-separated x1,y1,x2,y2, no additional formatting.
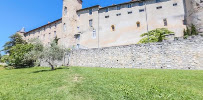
0,54,1,62
138,28,174,44
0,67,203,99
0,55,9,63
53,36,60,45
41,41,65,70
184,24,199,39
2,33,26,54
24,38,44,66
8,44,34,68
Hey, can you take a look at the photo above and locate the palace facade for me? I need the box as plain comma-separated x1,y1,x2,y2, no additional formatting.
18,0,203,49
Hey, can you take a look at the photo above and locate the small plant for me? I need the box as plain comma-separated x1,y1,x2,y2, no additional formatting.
183,24,198,39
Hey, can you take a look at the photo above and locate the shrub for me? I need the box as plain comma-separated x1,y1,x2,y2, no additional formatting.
138,28,174,44
183,24,198,39
8,44,34,68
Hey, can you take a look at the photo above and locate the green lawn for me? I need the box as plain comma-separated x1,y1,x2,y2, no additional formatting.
0,67,203,100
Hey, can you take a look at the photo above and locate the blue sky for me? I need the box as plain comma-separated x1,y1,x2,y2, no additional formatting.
0,0,129,55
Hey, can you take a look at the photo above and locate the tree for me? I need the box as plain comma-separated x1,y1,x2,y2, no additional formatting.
0,54,1,62
0,55,9,64
2,33,26,54
138,28,174,44
184,24,198,39
24,38,44,66
40,40,67,70
8,44,33,68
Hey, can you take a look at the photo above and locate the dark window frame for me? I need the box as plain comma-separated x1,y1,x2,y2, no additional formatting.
163,19,168,26
156,6,162,9
89,9,93,15
89,19,93,27
128,4,132,8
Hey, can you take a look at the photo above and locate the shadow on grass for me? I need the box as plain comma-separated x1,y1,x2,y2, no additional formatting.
32,67,69,73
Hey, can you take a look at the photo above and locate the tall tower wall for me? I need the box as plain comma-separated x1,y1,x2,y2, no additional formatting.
185,0,203,34
61,0,82,48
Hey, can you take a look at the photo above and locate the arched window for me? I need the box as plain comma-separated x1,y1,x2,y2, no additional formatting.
111,25,115,31
54,31,56,37
136,21,140,28
63,23,66,32
64,7,67,16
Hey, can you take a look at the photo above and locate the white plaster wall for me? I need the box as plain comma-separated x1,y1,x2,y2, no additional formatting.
76,0,186,48
77,7,100,48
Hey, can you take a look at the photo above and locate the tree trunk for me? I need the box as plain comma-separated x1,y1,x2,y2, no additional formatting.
50,65,55,70
47,60,55,70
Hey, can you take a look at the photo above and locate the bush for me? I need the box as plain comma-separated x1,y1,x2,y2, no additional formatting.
138,28,174,44
0,55,9,63
8,44,34,68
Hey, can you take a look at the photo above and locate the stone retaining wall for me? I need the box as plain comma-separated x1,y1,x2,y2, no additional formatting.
41,36,203,70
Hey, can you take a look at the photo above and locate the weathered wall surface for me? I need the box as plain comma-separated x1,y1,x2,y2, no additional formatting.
185,0,203,33
66,36,203,70
24,19,62,46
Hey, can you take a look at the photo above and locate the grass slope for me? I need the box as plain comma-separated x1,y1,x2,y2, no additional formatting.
0,67,203,100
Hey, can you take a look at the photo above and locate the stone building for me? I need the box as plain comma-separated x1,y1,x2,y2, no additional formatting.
19,0,203,49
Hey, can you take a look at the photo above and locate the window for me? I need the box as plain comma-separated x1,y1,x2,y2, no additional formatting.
89,9,92,15
139,9,145,12
92,30,96,38
55,23,57,28
156,0,161,3
173,3,178,6
43,34,45,39
117,6,121,10
89,19,93,27
111,25,115,31
156,6,162,9
105,8,109,12
163,19,167,26
54,31,56,37
116,13,121,16
77,27,80,30
64,7,67,16
139,2,144,6
76,44,80,49
136,22,140,27
75,34,80,40
128,11,132,14
201,0,203,3
105,16,109,18
128,4,132,8
63,23,66,31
